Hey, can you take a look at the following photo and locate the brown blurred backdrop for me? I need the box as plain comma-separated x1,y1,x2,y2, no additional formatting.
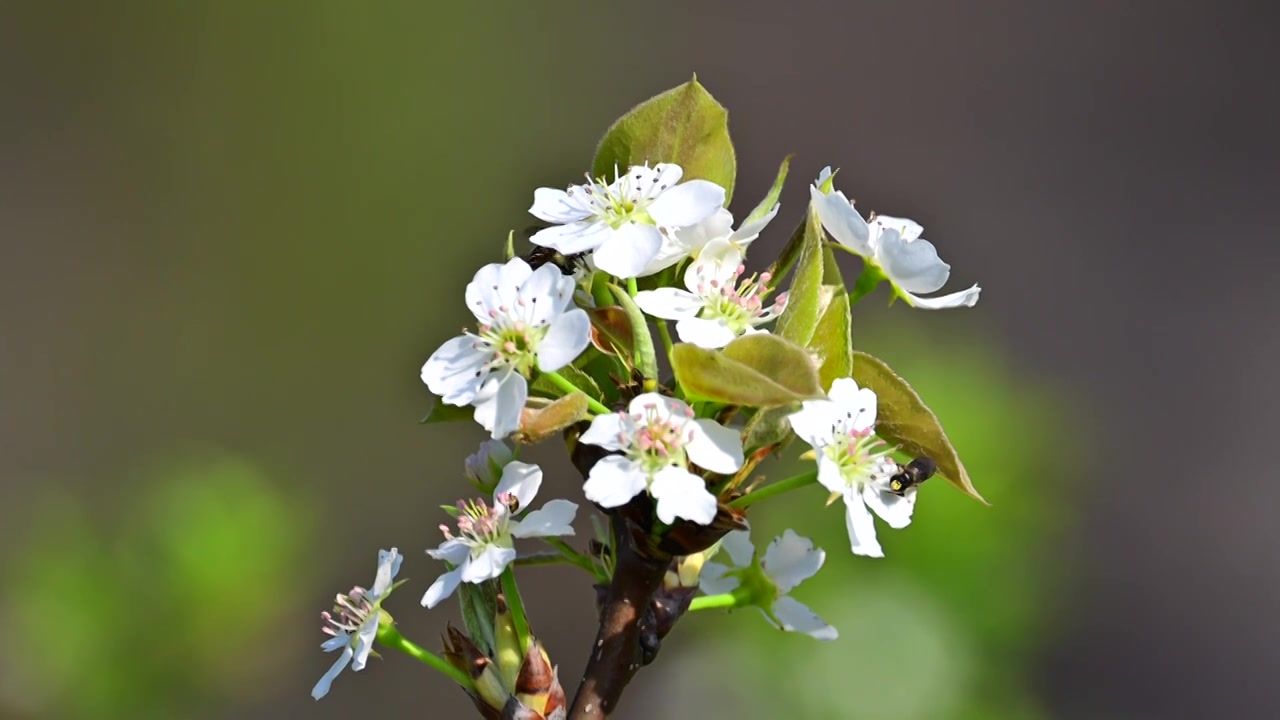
2,2,1278,719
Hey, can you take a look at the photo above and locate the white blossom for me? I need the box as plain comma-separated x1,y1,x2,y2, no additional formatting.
634,238,786,349
528,163,725,278
700,528,837,641
312,548,403,700
579,393,743,525
810,168,980,309
422,461,577,608
640,201,778,276
787,378,914,557
421,257,590,438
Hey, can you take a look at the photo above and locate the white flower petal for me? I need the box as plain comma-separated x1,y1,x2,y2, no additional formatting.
787,399,838,450
582,455,649,508
810,184,872,256
510,499,578,538
461,545,517,583
465,262,507,323
634,288,704,320
494,461,543,511
650,466,717,525
350,616,378,671
530,187,591,224
421,335,490,405
321,634,349,652
862,484,916,529
899,284,982,309
517,262,568,319
536,308,589,372
771,596,838,641
728,203,778,248
698,561,741,595
761,530,824,593
531,220,612,254
690,238,743,287
312,645,354,700
647,179,726,228
816,455,846,495
426,537,471,564
874,226,950,294
873,214,924,242
371,547,403,598
472,372,527,439
718,528,755,568
579,412,627,451
421,566,464,608
686,418,745,474
827,378,878,432
628,392,690,424
592,222,664,279
674,317,738,349
844,493,884,558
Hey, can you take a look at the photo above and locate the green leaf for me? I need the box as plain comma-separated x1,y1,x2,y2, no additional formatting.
812,290,853,391
741,405,794,456
515,392,590,444
852,351,987,504
742,155,790,227
531,364,601,401
672,334,824,407
609,285,658,381
420,398,473,424
773,205,829,346
592,76,737,203
458,581,498,657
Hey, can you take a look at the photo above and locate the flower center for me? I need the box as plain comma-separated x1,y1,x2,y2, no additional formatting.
469,308,550,378
321,586,376,640
569,167,669,229
441,496,514,554
693,262,787,333
822,413,894,489
621,402,696,475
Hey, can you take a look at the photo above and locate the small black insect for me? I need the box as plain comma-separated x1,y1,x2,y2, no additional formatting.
888,456,937,496
520,228,585,276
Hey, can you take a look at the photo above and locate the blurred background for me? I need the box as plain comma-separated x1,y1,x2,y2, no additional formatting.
3,2,1277,718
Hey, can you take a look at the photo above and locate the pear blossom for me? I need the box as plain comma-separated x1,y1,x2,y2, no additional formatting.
421,257,590,438
422,461,577,608
312,547,403,700
578,393,744,525
464,439,515,493
528,163,726,278
634,238,787,349
640,201,779,276
810,168,980,309
787,377,915,557
699,528,837,641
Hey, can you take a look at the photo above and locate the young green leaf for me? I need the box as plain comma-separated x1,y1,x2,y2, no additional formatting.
531,364,602,401
772,206,829,346
812,290,853,390
672,334,825,407
852,350,987,503
592,77,737,203
609,285,659,381
742,155,791,227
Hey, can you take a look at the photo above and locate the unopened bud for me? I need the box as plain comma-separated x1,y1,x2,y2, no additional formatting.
494,594,524,690
465,439,515,493
514,641,560,715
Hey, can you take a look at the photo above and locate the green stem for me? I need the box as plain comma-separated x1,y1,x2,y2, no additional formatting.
542,371,612,415
689,591,747,612
378,625,472,689
500,567,532,651
626,277,639,297
728,469,818,509
544,537,605,580
514,552,573,568
842,256,886,306
655,319,675,358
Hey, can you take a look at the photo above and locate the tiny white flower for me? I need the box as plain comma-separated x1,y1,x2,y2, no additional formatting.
578,392,744,525
422,461,577,608
810,168,981,309
421,257,590,438
634,238,787,349
312,547,403,700
528,163,726,279
787,377,913,558
640,201,779,276
700,528,837,641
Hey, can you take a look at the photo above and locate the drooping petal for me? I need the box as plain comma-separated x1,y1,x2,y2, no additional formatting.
698,561,741,595
873,226,950,294
674,317,738,349
650,466,717,525
827,378,878,432
461,545,517,583
537,308,590,372
843,493,884,558
647,179,726,228
634,288,704,320
494,461,543,511
510,499,578,538
472,372,528,439
421,335,491,405
531,220,612,254
898,284,982,309
582,455,649,508
862,484,916,529
718,528,755,568
371,547,403,598
529,187,592,224
312,645,355,700
579,412,628,451
592,222,664,279
761,530,825,593
321,635,349,652
770,596,838,641
809,185,872,256
787,399,838,450
686,418,745,474
422,566,465,608
427,537,471,564
351,615,378,671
